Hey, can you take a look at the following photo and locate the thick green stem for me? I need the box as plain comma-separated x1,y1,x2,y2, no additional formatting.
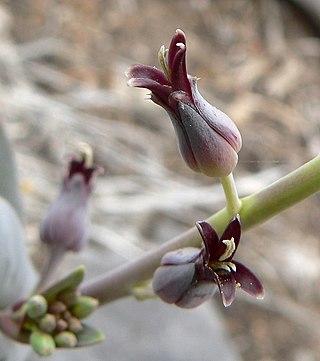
220,173,241,217
80,154,320,305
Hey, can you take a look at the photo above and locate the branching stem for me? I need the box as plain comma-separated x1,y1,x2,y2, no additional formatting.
80,154,320,305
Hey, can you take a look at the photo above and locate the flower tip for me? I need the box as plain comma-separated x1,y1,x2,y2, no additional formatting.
124,69,130,79
256,288,265,300
175,28,186,37
195,220,207,234
125,65,138,82
78,142,93,167
126,78,133,87
222,297,234,308
171,29,187,49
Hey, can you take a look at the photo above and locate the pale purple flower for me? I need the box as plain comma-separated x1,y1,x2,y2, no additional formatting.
40,152,101,252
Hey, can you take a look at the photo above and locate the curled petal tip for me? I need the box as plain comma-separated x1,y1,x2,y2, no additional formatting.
176,42,186,51
175,28,186,38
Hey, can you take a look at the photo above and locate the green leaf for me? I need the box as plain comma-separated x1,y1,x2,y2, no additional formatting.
76,324,105,347
42,266,85,303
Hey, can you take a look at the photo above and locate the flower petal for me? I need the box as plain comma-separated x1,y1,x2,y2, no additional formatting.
175,281,217,309
161,247,200,266
168,29,192,96
233,261,265,299
176,102,239,177
127,64,171,86
190,78,242,153
127,77,172,108
217,215,241,261
168,29,187,70
213,271,236,307
196,221,220,262
152,263,195,304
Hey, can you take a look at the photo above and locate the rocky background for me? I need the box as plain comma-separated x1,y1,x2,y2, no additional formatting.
0,0,320,360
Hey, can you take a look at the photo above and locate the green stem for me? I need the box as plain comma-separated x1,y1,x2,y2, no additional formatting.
219,173,241,217
208,153,320,234
80,154,320,305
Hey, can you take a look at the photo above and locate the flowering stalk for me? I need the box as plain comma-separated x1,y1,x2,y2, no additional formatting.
220,173,241,217
36,144,101,293
80,154,320,304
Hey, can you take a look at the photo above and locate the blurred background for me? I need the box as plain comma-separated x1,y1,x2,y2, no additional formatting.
0,0,320,360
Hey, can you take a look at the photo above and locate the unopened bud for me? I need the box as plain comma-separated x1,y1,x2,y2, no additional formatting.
48,301,67,315
38,313,57,333
68,317,83,333
40,151,101,252
70,296,99,319
56,318,68,332
62,310,72,321
30,330,56,357
27,295,48,319
54,331,77,348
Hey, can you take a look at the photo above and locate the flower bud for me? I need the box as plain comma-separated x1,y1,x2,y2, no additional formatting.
62,310,72,321
38,313,57,333
48,300,67,315
54,331,77,348
27,295,48,319
127,29,242,177
29,330,56,357
70,296,99,319
40,146,101,252
56,318,68,332
67,317,83,333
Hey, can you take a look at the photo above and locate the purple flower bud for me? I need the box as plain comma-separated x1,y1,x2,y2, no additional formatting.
40,145,101,252
127,29,242,177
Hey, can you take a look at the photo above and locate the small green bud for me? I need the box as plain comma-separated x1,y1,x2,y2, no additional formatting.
27,295,48,319
56,318,68,332
38,313,57,333
23,320,34,332
62,310,72,321
68,317,83,333
54,331,77,348
30,330,56,357
70,296,99,319
48,301,67,314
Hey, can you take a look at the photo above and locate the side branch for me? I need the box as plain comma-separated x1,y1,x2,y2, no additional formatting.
81,154,320,305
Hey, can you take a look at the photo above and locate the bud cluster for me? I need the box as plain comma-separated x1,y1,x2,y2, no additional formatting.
23,291,98,356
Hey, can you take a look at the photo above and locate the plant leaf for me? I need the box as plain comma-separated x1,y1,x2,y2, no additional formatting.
0,197,37,309
42,266,85,303
75,324,105,347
